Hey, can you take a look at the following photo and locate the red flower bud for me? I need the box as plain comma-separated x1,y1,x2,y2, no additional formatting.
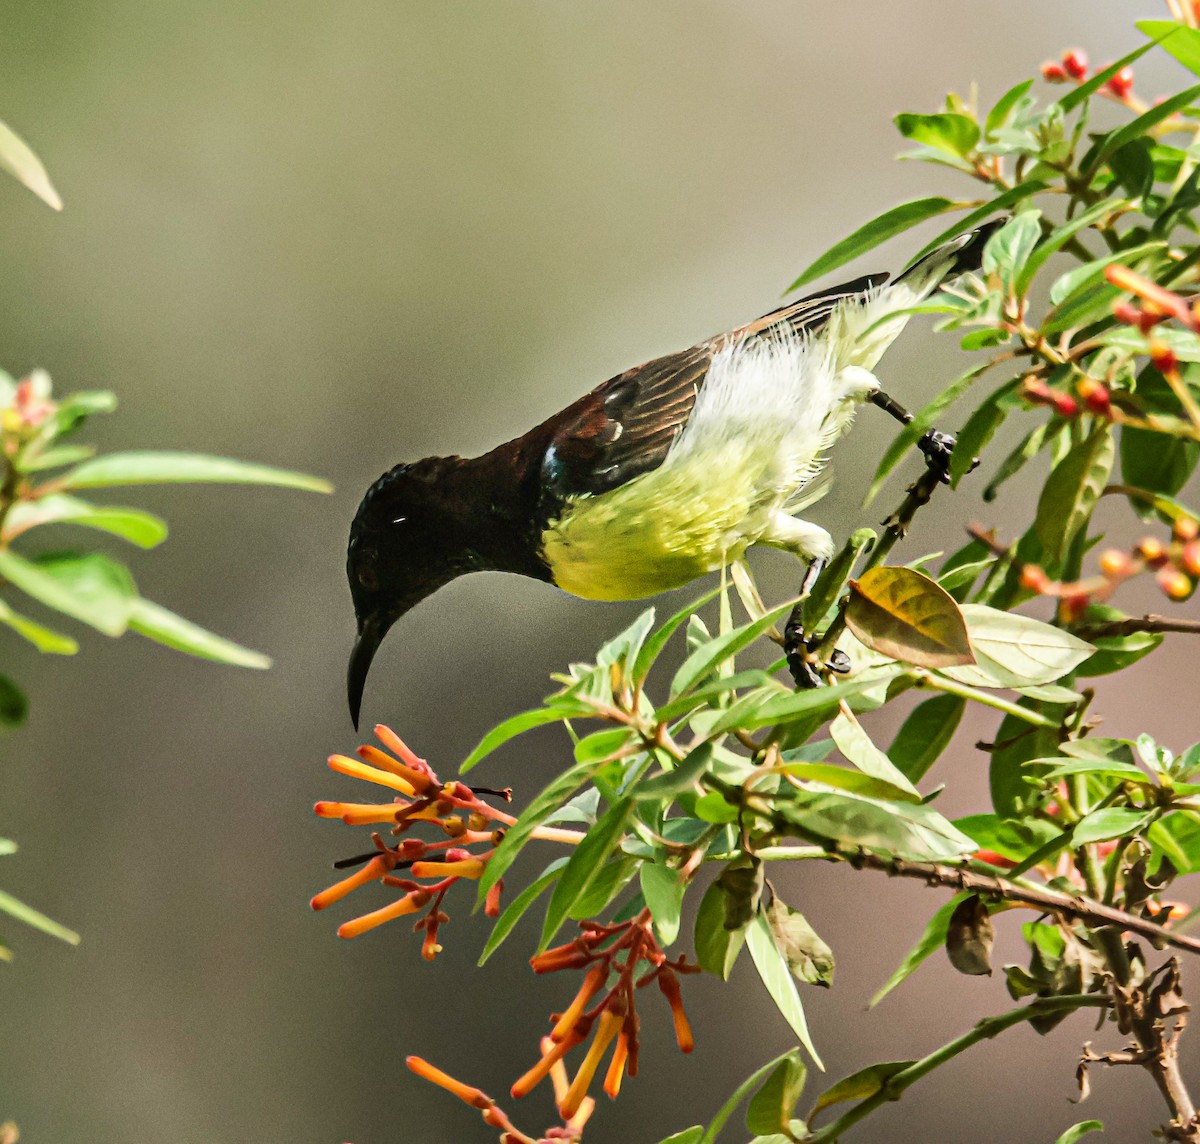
1061,49,1088,80
1104,66,1135,99
1181,540,1200,578
1020,564,1052,594
1175,516,1200,543
972,849,1017,869
1041,60,1069,83
1136,536,1168,566
1098,549,1133,578
1061,592,1091,622
1149,339,1179,374
1053,393,1079,418
1076,377,1111,416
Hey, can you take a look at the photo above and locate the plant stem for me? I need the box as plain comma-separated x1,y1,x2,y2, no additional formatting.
804,994,1109,1144
913,672,1058,726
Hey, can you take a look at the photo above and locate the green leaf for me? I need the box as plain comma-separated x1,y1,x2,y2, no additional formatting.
1073,807,1154,846
61,451,332,493
640,861,685,946
0,887,79,944
788,197,964,291
0,116,62,210
1054,1122,1104,1144
477,761,596,898
983,210,1041,292
3,494,168,548
745,1050,807,1137
949,378,1022,487
1016,198,1131,297
782,762,920,804
632,584,725,683
699,1048,809,1144
1049,242,1166,306
829,712,920,797
764,898,834,987
15,444,97,473
870,894,966,1005
895,112,980,158
478,858,566,965
717,677,878,733
0,550,136,636
782,791,974,862
573,727,634,764
635,743,713,801
0,675,28,727
1076,607,1164,677
128,599,270,668
572,855,637,919
539,796,634,949
1033,429,1115,568
865,360,994,503
655,1130,703,1144
939,604,1094,688
0,598,77,654
1141,18,1200,73
670,598,796,696
990,702,1066,818
905,181,1050,266
1121,425,1200,500
595,606,656,673
985,80,1034,137
955,813,1061,862
845,566,974,669
1082,84,1200,176
810,1060,913,1121
460,705,580,773
888,694,964,783
1042,280,1122,336
694,877,749,979
747,913,823,1067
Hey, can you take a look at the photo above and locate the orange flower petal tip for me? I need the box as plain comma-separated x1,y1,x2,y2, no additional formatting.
405,1056,490,1109
327,754,416,796
336,893,423,938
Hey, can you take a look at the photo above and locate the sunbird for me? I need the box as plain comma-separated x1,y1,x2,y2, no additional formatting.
346,223,998,727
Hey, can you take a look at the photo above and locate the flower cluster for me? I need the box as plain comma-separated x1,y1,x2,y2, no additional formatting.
311,724,582,950
513,911,698,1119
0,370,55,446
1040,48,1135,102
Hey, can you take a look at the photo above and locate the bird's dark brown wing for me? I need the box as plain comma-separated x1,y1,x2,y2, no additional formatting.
541,272,889,501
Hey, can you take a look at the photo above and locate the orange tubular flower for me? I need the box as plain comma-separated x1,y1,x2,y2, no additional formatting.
357,744,433,794
409,858,486,880
1104,264,1194,325
406,1056,490,1110
559,1006,625,1119
550,965,607,1043
657,971,694,1054
310,855,394,911
313,800,403,825
327,754,416,796
337,890,428,939
603,1033,629,1099
511,1028,586,1099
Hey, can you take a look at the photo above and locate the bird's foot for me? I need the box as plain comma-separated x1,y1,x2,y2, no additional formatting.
785,630,850,690
916,429,977,484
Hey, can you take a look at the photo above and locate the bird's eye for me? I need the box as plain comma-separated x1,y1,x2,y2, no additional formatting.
357,563,379,591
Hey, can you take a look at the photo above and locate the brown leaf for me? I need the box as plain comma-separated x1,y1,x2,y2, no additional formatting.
846,566,975,669
946,893,993,976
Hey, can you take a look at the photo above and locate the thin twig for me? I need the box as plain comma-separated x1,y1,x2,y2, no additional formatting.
1075,614,1200,639
804,994,1110,1144
833,848,1200,958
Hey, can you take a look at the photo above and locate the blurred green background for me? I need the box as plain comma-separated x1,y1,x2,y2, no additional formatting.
0,3,1194,1142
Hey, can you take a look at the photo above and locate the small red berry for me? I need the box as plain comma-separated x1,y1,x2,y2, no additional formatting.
1062,49,1089,80
1104,66,1135,99
1157,565,1193,601
1041,60,1069,83
1112,300,1142,327
1061,592,1091,622
1174,516,1199,543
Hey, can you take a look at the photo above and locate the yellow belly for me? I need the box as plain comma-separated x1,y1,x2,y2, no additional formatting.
540,445,765,601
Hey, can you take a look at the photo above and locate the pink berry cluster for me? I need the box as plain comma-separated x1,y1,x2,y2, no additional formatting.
1041,48,1135,101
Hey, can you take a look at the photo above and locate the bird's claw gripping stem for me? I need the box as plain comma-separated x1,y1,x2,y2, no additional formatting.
916,429,958,483
784,626,849,690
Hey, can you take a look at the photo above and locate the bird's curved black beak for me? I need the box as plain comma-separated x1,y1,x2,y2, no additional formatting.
348,614,384,730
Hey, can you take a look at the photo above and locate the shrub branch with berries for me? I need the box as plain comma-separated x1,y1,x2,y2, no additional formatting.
315,8,1200,1143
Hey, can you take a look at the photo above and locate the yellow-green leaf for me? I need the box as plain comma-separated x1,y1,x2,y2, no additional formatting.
845,566,974,669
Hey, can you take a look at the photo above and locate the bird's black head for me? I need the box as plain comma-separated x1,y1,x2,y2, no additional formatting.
346,458,473,729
